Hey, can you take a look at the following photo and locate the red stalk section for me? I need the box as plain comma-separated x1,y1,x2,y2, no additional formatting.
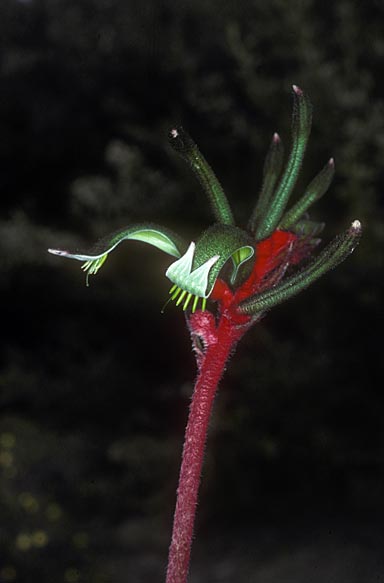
166,230,302,582
165,315,245,583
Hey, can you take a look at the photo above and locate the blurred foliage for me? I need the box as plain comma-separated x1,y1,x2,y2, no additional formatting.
0,0,383,581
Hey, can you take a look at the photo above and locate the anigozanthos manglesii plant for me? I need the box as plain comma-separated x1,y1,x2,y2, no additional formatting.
48,86,362,583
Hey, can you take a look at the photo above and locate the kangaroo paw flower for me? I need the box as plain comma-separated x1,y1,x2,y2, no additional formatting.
48,87,362,583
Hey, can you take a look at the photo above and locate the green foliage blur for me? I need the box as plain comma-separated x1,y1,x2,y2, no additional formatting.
0,0,383,581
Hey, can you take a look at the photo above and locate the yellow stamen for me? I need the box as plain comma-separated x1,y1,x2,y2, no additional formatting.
176,290,187,306
183,293,193,311
169,284,177,294
192,296,199,313
201,298,207,311
81,260,92,271
171,287,181,300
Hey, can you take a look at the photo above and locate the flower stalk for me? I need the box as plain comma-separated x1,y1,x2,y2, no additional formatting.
166,314,243,583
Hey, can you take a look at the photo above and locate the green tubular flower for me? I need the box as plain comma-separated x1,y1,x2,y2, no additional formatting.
48,223,186,286
279,157,335,230
168,127,234,226
253,85,312,241
248,132,285,233
48,86,361,318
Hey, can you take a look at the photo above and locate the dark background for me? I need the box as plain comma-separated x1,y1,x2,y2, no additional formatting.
0,1,383,581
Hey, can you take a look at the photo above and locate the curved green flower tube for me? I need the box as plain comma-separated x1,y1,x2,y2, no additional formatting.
48,223,186,286
253,85,312,240
279,157,335,230
169,127,235,226
248,132,284,233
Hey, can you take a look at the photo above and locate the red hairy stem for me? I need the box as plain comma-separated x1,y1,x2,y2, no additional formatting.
165,315,245,583
166,230,298,582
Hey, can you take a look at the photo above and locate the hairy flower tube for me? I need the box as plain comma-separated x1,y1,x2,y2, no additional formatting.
48,86,361,583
